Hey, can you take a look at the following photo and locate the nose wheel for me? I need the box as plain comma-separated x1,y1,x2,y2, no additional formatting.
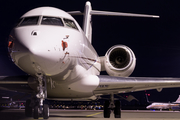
33,103,49,119
33,105,39,119
43,104,50,119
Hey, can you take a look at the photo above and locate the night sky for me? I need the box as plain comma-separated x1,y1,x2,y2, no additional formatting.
1,0,180,102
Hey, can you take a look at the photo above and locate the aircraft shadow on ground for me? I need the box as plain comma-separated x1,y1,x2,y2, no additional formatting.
50,115,96,118
0,109,98,119
0,110,27,120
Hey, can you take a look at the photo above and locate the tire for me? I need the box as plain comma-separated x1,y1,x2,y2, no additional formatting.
114,100,121,118
33,105,39,119
43,104,49,119
104,100,111,118
25,99,32,117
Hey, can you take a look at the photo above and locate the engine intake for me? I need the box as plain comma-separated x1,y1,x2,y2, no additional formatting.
103,45,136,77
109,47,132,70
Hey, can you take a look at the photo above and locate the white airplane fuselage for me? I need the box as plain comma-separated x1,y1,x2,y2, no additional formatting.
9,7,101,99
146,102,180,110
146,103,171,109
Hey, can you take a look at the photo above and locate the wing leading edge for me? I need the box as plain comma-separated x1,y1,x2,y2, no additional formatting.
94,75,180,95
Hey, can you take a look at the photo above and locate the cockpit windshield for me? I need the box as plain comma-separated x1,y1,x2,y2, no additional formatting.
63,18,78,30
41,16,64,26
17,16,78,31
19,16,39,26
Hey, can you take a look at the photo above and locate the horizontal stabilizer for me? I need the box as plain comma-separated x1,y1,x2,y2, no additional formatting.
67,11,83,15
68,1,159,44
68,10,159,18
90,10,159,18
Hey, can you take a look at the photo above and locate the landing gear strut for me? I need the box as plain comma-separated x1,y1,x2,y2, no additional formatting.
103,94,121,118
33,73,49,119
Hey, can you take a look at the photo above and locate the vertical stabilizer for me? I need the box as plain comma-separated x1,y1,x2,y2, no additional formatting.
175,95,180,103
145,94,150,103
83,1,92,43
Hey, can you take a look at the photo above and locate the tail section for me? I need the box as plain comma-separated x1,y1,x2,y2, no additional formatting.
145,94,154,103
69,1,159,44
83,1,92,43
145,94,150,103
175,95,180,103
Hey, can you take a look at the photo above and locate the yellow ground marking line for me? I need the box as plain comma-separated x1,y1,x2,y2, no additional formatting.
86,112,103,117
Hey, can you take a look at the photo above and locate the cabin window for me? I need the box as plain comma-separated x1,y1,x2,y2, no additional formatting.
63,18,78,30
19,16,39,26
41,16,64,26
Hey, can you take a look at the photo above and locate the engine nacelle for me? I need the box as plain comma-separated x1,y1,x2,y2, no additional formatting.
103,45,136,77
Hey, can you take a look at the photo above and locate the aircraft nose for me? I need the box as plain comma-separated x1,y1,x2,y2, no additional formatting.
10,27,63,75
146,106,151,109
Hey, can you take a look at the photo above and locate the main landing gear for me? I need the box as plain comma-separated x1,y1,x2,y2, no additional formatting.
25,73,49,119
103,94,121,118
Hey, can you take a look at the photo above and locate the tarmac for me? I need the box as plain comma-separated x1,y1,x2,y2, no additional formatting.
0,109,180,120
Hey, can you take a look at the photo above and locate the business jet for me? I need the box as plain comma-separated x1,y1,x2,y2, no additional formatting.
146,95,180,111
1,1,180,119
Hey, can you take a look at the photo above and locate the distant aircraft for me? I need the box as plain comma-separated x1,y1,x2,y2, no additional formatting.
146,95,180,111
0,96,25,109
1,1,180,119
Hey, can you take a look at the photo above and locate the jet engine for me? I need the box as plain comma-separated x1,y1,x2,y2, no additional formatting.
102,45,136,77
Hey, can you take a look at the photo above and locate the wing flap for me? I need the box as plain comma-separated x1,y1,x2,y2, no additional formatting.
94,75,180,95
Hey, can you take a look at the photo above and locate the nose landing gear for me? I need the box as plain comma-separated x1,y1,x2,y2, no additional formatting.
33,73,49,119
24,73,49,119
33,102,49,119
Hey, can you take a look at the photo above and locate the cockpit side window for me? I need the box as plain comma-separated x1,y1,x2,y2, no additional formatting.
14,18,23,27
63,18,78,30
41,16,64,26
19,16,39,26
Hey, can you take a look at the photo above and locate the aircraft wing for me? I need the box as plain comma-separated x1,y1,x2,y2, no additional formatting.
94,75,180,95
0,75,33,93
